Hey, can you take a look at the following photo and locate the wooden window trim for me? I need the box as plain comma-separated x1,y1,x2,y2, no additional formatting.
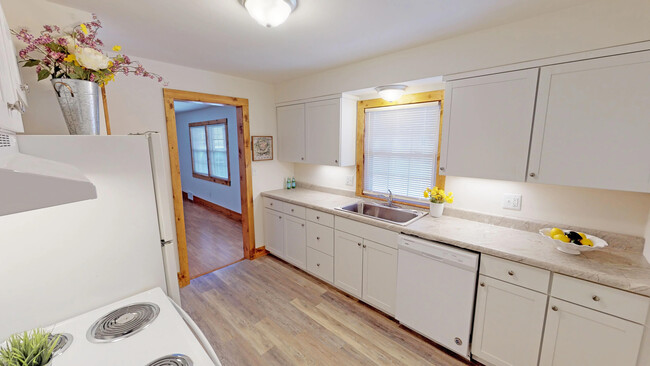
356,90,446,209
188,118,231,186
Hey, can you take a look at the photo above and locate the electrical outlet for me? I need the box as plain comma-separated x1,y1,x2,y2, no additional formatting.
502,193,522,211
345,175,354,186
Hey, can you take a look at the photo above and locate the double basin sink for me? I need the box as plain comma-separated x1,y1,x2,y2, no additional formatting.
336,201,425,226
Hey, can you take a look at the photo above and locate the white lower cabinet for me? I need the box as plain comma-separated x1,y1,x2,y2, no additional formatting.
539,298,645,366
362,239,397,315
263,208,284,257
472,275,547,366
306,247,333,283
284,215,306,269
334,230,363,298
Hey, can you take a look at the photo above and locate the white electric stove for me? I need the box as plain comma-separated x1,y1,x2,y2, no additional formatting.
42,287,220,366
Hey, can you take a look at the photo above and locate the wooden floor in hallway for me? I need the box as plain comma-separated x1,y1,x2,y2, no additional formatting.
183,198,244,279
180,255,477,366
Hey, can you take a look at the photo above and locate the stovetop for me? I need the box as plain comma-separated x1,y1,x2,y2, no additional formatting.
44,287,212,365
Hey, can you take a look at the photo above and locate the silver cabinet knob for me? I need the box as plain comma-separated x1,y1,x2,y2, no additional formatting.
316,263,320,267
552,306,558,311
529,172,536,177
479,282,485,287
316,216,320,220
357,243,361,247
335,159,338,163
592,295,600,302
270,202,273,206
316,237,320,240
439,167,445,171
278,216,282,219
508,270,514,276
301,224,304,227
291,208,294,212
362,244,367,248
301,157,304,160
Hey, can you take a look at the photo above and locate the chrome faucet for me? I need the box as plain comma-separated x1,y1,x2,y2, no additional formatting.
385,189,395,207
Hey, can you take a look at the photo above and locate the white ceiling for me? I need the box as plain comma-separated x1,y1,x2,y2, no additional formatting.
174,101,226,113
50,0,592,83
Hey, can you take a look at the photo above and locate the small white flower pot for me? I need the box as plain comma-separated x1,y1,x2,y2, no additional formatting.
429,202,445,218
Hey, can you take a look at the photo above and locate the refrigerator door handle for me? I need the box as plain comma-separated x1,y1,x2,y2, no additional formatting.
168,296,223,366
160,239,173,247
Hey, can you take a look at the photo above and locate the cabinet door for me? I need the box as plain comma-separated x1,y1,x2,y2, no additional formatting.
362,239,397,315
284,215,306,270
263,208,284,258
440,69,538,181
539,298,644,366
334,230,363,298
472,275,547,366
305,98,340,166
528,51,650,192
276,103,306,163
0,3,24,133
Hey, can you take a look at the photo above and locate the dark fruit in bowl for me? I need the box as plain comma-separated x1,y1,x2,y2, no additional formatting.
566,231,583,241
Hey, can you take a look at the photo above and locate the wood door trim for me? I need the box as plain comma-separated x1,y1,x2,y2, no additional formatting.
163,88,255,287
356,90,446,207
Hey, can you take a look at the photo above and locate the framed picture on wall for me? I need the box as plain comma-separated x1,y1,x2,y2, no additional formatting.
252,136,273,161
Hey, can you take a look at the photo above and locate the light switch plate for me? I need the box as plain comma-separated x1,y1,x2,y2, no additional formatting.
346,175,354,186
503,193,522,210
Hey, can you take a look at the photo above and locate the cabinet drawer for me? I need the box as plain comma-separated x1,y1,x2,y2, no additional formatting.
335,216,398,249
551,274,650,324
264,197,284,211
306,247,333,284
305,208,334,227
306,221,334,256
282,202,306,218
480,255,550,293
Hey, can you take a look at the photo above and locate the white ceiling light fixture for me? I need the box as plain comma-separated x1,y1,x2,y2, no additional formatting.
376,85,408,102
239,0,297,28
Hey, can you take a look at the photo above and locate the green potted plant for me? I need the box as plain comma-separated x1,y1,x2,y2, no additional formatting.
0,329,58,366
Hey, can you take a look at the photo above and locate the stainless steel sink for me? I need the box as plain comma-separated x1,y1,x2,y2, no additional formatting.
336,201,425,226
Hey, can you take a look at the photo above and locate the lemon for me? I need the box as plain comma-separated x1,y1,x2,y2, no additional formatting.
553,233,570,243
581,238,594,247
578,232,587,240
549,228,563,237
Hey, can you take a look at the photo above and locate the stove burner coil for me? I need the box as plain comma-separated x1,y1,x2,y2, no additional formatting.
48,333,72,357
146,354,193,366
87,302,159,343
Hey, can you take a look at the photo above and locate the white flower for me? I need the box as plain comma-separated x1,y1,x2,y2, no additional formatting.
74,47,110,71
62,36,77,54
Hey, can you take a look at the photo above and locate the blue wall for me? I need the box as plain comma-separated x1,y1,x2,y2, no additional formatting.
175,105,241,213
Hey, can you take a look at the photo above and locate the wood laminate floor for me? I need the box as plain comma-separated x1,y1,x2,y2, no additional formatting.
183,199,244,279
180,256,477,366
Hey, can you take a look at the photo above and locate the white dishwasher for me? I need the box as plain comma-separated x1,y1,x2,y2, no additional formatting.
396,234,479,360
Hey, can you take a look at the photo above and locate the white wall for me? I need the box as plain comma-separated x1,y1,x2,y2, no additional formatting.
645,213,650,261
276,0,650,102
176,105,241,213
5,0,293,248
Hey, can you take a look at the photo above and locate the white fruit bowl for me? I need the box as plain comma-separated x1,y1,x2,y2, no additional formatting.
539,228,608,255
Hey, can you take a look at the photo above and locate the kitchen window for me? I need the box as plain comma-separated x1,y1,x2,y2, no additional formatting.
189,119,230,186
357,91,445,206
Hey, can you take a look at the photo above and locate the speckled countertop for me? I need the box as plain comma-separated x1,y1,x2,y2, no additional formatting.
262,188,650,297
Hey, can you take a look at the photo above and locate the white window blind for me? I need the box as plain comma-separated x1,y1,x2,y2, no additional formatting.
363,102,440,200
207,124,228,179
190,126,208,175
189,120,230,184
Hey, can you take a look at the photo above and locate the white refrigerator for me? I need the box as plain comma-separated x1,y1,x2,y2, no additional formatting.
0,133,181,341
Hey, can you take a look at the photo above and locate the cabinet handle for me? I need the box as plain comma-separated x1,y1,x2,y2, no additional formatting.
479,282,485,287
439,167,445,171
316,237,320,240
508,270,514,276
335,159,338,163
552,306,558,311
529,172,536,177
7,100,26,114
278,216,282,219
291,208,294,212
301,157,304,160
316,263,320,267
592,295,600,302
301,223,304,227
316,216,320,220
357,243,361,247
362,244,366,248
270,202,273,206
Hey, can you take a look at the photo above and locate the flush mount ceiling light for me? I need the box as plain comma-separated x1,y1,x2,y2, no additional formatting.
239,0,297,28
376,85,408,102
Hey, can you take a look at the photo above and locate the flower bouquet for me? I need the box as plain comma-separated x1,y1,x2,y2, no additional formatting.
12,15,165,134
423,187,453,217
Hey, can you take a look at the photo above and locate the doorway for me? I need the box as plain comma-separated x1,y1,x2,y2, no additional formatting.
163,89,259,287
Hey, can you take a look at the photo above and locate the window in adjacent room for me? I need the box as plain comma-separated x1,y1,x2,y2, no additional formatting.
357,91,444,206
189,119,230,185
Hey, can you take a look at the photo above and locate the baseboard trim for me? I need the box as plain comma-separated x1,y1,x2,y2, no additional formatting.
252,246,269,259
183,192,242,222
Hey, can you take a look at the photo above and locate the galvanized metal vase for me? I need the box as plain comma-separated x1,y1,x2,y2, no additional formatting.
51,78,101,135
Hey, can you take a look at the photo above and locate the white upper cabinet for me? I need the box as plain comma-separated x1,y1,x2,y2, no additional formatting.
0,2,25,133
527,51,650,192
440,69,539,181
276,103,306,162
276,95,357,166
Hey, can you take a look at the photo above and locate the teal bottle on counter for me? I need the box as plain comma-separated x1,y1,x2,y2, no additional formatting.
286,177,291,190
291,177,296,189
